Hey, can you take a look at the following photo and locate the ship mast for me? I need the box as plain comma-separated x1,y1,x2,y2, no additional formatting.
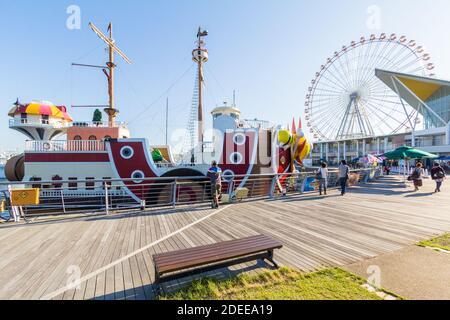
86,22,132,127
192,27,209,162
106,23,117,127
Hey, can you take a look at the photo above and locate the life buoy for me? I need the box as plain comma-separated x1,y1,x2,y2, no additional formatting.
43,142,51,151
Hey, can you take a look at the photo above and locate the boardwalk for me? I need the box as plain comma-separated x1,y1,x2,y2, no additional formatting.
0,175,449,300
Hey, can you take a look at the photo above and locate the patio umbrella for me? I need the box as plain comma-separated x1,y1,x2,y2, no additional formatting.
383,146,438,160
383,146,438,183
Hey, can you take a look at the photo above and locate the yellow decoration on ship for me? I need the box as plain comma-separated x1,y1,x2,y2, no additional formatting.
278,129,312,166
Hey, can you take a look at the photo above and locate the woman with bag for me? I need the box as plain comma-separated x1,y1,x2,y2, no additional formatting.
410,162,425,192
431,162,446,193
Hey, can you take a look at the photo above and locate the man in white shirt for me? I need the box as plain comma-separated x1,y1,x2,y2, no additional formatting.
317,162,329,196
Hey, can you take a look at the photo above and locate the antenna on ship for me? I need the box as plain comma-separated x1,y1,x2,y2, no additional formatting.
71,22,132,128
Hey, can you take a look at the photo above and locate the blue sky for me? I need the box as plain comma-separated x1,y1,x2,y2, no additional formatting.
1,0,450,150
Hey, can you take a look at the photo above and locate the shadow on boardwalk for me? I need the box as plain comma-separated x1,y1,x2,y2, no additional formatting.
92,260,271,300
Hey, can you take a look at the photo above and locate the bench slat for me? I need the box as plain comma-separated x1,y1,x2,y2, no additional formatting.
154,235,273,262
154,236,277,263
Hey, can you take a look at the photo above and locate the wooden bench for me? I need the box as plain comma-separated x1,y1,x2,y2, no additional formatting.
153,235,283,291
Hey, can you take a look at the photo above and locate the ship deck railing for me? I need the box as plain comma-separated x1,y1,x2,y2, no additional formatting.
0,168,381,219
25,140,106,152
9,118,71,129
71,121,128,128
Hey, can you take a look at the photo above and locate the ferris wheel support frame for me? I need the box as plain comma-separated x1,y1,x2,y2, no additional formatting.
336,92,375,140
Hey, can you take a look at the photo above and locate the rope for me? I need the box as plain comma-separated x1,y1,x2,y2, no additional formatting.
128,64,195,125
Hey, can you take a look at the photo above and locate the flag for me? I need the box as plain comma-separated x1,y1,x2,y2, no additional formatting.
197,28,208,37
292,118,297,134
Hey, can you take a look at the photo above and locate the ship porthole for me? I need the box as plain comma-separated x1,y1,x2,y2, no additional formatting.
43,142,52,151
131,170,145,184
120,146,134,159
230,152,243,165
222,170,235,182
233,133,246,146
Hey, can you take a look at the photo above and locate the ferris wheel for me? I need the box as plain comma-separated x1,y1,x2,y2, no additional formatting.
305,33,435,141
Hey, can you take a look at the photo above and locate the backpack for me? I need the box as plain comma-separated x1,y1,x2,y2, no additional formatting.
436,169,445,179
410,168,421,180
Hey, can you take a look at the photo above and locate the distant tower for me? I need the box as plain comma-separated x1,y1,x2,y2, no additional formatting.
186,27,209,163
8,100,73,140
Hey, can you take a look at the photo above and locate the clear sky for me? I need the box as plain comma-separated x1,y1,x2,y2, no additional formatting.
1,0,450,151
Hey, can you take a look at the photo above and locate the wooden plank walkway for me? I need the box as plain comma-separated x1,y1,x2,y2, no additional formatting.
0,175,449,300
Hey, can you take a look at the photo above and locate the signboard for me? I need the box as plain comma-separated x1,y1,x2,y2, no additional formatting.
10,189,40,206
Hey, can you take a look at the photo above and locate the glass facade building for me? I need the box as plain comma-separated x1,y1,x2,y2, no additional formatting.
424,86,450,129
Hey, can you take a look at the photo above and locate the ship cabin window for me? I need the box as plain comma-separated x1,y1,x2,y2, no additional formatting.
73,135,82,141
68,178,78,190
30,177,42,189
21,113,28,124
41,115,49,125
52,175,63,189
86,178,95,190
230,113,238,119
102,177,112,189
88,135,97,141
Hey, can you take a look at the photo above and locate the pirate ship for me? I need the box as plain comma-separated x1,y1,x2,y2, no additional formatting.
5,23,311,204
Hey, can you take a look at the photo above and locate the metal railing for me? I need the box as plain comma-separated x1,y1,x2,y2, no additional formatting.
0,168,382,220
9,118,71,128
25,140,106,152
71,121,128,128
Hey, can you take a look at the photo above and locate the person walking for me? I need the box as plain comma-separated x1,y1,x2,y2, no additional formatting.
339,160,350,196
410,162,425,192
207,161,222,209
431,162,446,193
384,164,391,176
317,162,329,196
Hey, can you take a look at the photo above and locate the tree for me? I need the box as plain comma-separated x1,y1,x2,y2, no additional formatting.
93,109,102,125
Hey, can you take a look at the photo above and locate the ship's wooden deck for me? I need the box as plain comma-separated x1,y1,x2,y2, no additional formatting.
0,175,449,300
